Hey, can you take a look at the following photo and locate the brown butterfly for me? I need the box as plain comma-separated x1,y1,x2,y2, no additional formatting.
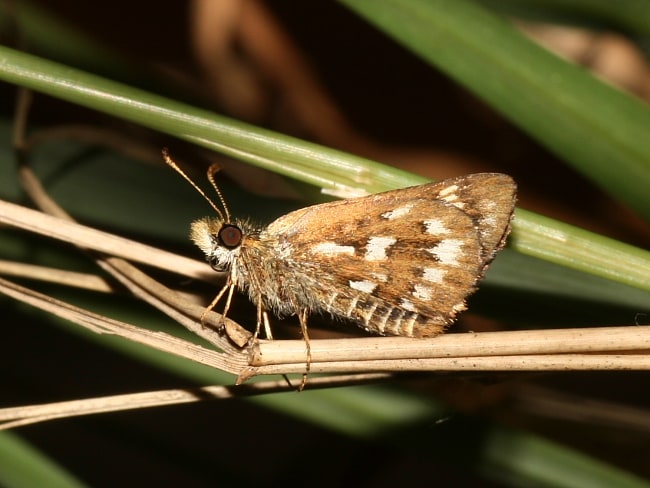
164,149,516,380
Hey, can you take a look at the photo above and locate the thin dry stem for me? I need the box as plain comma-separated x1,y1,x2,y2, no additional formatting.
0,199,211,282
0,259,114,293
240,353,650,381
0,373,391,430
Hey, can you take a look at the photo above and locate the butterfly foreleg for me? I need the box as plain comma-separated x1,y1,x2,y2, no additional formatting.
200,279,235,329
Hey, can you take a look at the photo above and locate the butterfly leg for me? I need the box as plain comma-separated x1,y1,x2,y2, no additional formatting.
297,308,312,391
262,311,273,339
253,296,273,341
253,300,295,389
200,280,235,330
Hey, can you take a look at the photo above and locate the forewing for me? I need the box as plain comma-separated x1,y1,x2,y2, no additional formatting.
264,174,514,337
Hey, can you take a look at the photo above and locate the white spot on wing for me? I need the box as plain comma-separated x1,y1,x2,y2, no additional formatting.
438,185,458,197
313,242,355,256
400,298,416,312
413,284,432,301
428,238,464,266
438,184,458,198
370,272,388,283
349,280,377,294
365,236,396,261
423,219,449,236
381,204,413,220
482,214,497,228
423,267,445,283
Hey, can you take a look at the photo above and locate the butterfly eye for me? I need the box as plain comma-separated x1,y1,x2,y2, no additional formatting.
218,224,243,249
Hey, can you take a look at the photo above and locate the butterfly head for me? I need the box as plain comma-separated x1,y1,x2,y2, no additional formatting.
190,217,244,272
162,149,244,272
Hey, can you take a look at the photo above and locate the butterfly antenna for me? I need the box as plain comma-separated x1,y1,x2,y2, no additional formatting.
206,163,232,223
161,148,227,222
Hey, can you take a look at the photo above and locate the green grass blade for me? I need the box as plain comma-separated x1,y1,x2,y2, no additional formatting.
0,431,87,488
0,45,422,197
512,208,650,289
485,427,650,488
477,0,650,38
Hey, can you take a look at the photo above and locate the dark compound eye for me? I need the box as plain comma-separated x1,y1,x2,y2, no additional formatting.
218,224,243,249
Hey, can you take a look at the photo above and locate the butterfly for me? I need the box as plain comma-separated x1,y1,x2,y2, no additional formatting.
163,149,516,381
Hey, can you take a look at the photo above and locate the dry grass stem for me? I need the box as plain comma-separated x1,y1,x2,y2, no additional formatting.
0,259,114,293
0,373,392,430
95,256,251,348
0,199,212,281
251,327,650,365
239,326,650,379
242,353,650,380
